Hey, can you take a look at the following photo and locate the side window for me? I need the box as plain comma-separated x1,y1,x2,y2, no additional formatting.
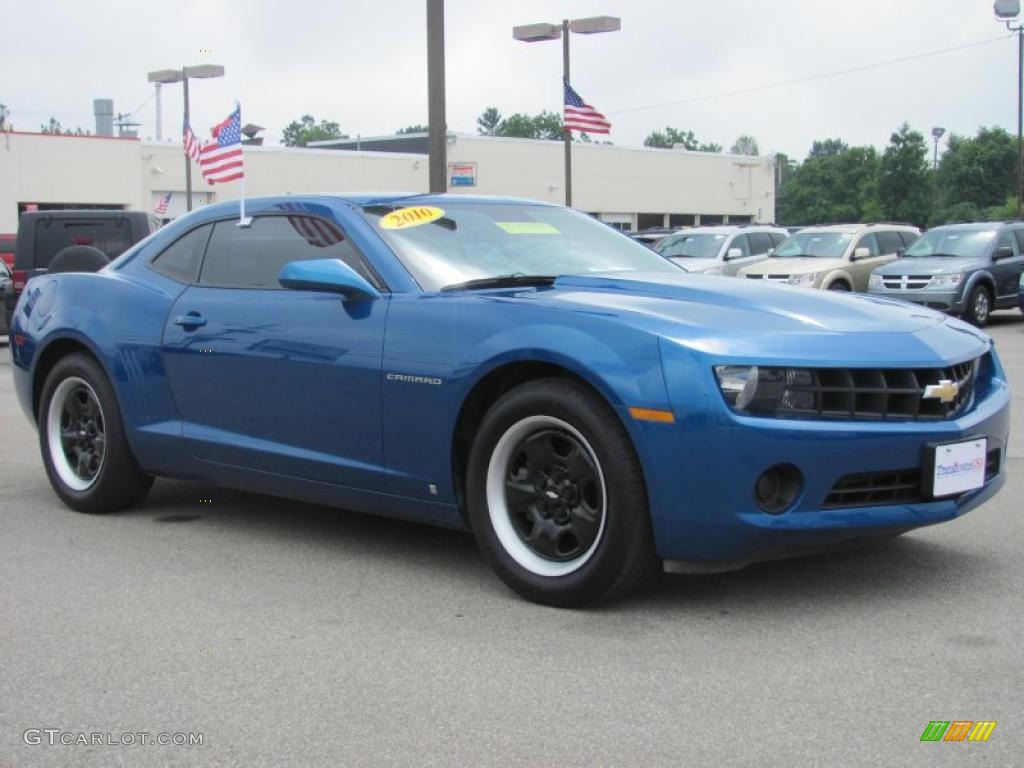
996,230,1018,256
769,233,788,247
875,231,904,255
199,215,376,289
150,224,213,283
854,233,879,257
747,232,773,255
1014,229,1024,252
899,231,920,248
727,234,750,258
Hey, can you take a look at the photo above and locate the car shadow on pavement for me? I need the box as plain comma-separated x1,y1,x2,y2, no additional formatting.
134,477,994,614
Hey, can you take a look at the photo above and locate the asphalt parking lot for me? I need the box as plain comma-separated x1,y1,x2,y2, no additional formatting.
1,311,1022,768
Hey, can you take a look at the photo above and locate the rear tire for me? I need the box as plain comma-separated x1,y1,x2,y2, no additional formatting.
38,353,152,513
963,285,991,327
827,280,850,292
466,378,658,607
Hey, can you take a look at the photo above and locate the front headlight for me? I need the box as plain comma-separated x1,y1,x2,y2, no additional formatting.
714,365,816,414
927,272,963,289
868,274,883,290
787,272,817,286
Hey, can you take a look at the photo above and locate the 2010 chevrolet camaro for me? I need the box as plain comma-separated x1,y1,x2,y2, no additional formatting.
9,195,1011,606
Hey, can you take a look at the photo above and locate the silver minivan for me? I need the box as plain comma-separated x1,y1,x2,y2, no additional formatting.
655,225,791,276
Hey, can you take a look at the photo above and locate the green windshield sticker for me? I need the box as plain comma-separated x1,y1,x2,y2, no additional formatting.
496,222,560,235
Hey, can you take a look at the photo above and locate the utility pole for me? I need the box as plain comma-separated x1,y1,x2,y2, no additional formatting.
426,0,447,194
183,73,193,211
562,19,572,207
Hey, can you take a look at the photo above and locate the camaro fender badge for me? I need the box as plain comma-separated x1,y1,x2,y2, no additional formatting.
386,372,444,386
923,379,959,403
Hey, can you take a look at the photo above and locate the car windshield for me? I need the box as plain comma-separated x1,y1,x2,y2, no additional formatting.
904,228,996,258
655,233,725,259
772,232,853,258
360,201,684,291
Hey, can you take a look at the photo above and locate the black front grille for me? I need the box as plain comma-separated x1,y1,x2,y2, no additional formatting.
823,448,1000,509
779,360,978,421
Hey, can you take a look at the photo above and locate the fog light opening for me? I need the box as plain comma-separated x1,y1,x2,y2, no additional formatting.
754,464,802,515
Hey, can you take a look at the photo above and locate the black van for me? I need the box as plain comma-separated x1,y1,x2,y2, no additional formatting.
3,210,160,330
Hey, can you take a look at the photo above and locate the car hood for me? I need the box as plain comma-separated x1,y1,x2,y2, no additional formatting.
740,257,844,275
666,257,718,273
537,272,946,334
872,256,986,276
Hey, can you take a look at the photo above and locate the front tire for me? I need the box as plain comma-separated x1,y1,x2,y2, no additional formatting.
466,378,658,607
827,280,850,292
963,285,991,327
39,353,152,513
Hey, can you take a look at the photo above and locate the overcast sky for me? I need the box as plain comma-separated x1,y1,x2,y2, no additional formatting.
2,0,1018,159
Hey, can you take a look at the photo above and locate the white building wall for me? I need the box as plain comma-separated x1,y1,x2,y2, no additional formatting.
1,130,775,232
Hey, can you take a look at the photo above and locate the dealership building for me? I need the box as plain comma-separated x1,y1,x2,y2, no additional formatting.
0,129,776,233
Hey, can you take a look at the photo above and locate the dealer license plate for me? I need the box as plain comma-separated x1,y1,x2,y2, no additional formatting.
930,438,987,497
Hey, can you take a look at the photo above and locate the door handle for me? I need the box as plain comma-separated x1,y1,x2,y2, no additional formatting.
173,313,207,328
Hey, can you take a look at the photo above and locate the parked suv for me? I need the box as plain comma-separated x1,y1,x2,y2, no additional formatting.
654,224,790,275
868,221,1024,326
738,223,919,291
3,210,160,329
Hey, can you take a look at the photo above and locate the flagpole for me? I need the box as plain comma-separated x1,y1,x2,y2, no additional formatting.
561,18,572,208
237,102,251,227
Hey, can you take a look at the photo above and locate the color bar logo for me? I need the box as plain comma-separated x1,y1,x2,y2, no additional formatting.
920,721,996,742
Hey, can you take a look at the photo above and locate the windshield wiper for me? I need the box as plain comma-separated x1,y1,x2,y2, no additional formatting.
441,274,556,292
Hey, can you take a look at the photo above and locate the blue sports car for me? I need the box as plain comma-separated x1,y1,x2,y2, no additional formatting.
9,194,1011,606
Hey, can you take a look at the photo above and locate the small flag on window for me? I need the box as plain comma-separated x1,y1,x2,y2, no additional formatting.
199,104,244,185
563,79,611,135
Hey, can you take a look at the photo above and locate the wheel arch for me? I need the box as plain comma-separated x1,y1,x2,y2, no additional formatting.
824,270,853,290
450,359,634,528
31,334,112,423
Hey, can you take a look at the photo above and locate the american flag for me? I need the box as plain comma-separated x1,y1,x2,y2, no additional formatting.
199,104,244,184
563,79,611,135
153,191,172,215
183,120,202,162
278,202,344,248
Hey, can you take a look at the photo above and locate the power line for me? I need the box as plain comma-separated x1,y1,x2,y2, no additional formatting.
608,33,1013,116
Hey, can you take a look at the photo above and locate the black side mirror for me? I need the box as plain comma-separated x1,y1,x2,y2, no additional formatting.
993,246,1014,260
896,248,906,258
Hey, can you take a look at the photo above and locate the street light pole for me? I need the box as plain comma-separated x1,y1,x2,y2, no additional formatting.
513,15,620,209
182,72,192,211
147,64,225,214
561,19,572,206
996,1,1024,217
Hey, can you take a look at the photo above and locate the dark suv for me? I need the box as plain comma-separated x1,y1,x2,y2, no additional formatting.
3,210,160,330
868,221,1024,326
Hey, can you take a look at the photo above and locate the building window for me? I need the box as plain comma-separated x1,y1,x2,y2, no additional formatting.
701,214,725,225
636,213,666,230
668,214,695,227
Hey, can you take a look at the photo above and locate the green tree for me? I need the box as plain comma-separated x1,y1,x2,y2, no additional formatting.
396,124,429,134
494,111,563,140
730,134,760,156
777,140,880,224
644,127,721,152
877,123,931,226
476,107,503,135
41,117,62,134
934,126,1017,214
281,114,346,147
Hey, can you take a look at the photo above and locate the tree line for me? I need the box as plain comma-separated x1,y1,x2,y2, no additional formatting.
281,112,1019,227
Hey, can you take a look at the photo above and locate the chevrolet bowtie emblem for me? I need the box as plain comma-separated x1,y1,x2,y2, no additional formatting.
923,379,959,403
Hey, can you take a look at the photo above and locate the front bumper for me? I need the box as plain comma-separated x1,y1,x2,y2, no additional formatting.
641,341,1010,564
867,287,964,313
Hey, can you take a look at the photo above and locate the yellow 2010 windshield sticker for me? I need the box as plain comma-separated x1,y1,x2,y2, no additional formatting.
496,222,561,235
380,206,446,229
